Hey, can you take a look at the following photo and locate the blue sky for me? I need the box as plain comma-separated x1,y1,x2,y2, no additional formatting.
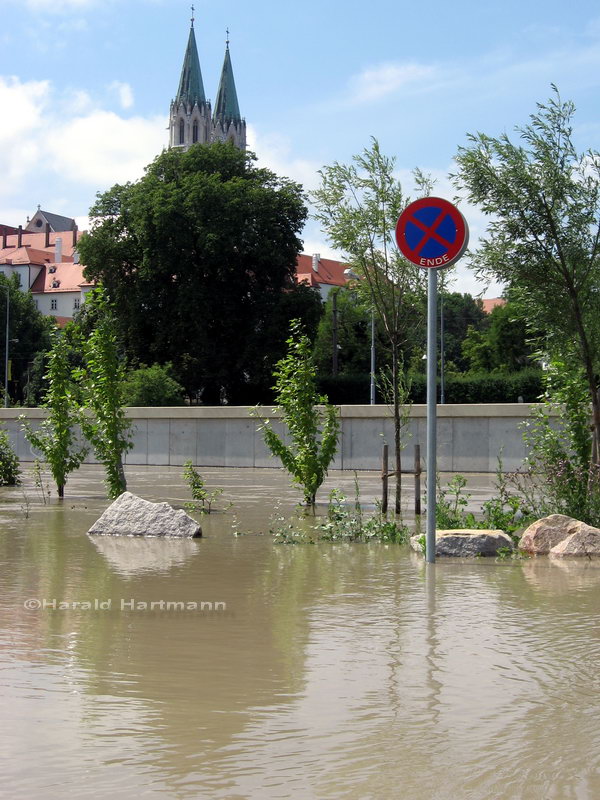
2,0,600,294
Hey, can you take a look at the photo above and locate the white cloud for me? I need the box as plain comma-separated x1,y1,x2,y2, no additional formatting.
46,110,166,186
0,74,168,219
0,77,48,190
108,81,134,110
348,62,438,105
247,125,321,190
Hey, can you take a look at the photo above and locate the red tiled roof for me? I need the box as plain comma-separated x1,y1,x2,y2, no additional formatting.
0,229,81,261
296,254,348,288
30,262,87,293
481,297,506,314
0,246,56,266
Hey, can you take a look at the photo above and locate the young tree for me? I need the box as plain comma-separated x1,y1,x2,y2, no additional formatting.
21,331,87,498
453,88,600,463
74,289,132,499
78,142,320,404
312,138,427,513
252,319,339,507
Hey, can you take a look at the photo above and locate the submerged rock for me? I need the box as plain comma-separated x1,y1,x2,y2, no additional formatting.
519,515,593,555
410,529,513,557
549,524,600,558
88,492,201,538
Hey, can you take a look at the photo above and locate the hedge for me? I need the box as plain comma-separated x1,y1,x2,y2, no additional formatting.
318,368,544,405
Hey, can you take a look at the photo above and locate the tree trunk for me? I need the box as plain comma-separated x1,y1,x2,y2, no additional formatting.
117,458,126,493
58,484,64,499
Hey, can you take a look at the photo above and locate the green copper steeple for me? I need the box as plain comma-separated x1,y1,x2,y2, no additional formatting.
175,22,206,108
213,40,241,124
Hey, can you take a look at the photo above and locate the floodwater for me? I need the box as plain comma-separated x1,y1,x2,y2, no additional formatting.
1,466,599,799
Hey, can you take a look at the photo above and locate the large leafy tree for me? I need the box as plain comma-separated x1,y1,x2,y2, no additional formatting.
0,273,54,405
78,142,320,404
312,138,427,513
453,89,600,463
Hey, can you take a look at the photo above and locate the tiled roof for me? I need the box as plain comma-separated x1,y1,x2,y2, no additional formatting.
0,229,81,262
30,262,86,293
0,246,53,266
36,211,76,232
296,254,349,288
481,297,506,314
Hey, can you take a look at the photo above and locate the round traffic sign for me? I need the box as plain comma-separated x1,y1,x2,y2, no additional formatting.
395,197,469,269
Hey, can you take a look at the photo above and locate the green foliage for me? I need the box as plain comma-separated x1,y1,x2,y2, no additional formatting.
461,302,536,373
319,368,543,404
78,142,319,403
313,288,385,376
252,319,339,506
182,460,225,514
436,475,477,529
20,331,87,498
438,292,487,372
317,486,409,543
0,426,20,486
122,363,186,407
518,358,600,526
271,479,409,545
312,138,428,513
0,273,55,406
453,88,600,459
73,289,132,499
436,464,532,537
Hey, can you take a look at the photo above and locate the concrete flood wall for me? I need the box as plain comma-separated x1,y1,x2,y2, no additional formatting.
3,404,550,473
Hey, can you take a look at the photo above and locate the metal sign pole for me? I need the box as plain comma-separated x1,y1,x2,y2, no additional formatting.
426,268,437,564
394,196,469,567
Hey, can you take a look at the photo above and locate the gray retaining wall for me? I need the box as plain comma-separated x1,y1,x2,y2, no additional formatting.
2,404,552,473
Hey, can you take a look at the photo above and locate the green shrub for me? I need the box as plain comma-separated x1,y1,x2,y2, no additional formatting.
0,427,20,486
123,363,186,407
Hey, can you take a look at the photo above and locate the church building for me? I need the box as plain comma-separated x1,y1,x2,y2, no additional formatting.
168,16,246,151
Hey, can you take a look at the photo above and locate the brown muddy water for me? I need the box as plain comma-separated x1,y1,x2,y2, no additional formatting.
1,465,599,799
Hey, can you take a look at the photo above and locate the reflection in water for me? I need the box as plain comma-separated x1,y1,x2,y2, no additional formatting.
1,482,599,799
89,535,201,576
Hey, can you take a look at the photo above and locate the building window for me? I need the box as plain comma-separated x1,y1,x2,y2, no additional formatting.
51,298,57,311
179,118,185,145
73,298,80,310
192,120,198,143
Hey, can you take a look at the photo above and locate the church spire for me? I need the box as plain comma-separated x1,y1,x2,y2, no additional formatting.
212,31,246,149
175,17,205,109
213,32,241,124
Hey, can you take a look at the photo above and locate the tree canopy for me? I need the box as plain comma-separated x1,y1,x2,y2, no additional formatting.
78,142,321,404
453,88,600,460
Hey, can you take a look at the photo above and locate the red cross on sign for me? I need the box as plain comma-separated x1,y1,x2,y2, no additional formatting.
395,196,469,269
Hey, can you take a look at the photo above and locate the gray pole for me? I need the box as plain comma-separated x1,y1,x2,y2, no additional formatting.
370,308,376,405
4,287,9,408
440,290,445,405
426,268,437,563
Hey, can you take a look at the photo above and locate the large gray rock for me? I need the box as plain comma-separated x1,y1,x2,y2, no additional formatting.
549,524,600,558
519,514,584,554
88,492,201,538
410,529,513,557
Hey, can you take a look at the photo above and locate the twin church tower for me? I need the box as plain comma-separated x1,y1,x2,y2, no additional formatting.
169,14,246,151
